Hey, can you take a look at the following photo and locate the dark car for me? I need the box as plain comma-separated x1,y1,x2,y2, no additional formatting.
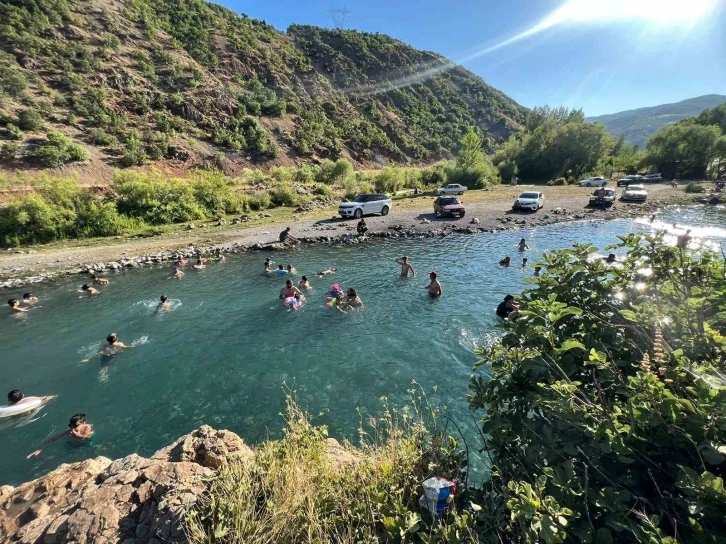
588,188,617,208
433,196,465,218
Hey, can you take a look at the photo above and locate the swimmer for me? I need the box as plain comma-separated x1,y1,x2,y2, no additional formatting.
169,267,184,280
275,264,289,275
22,293,39,305
522,258,528,268
604,254,617,264
193,259,206,270
676,230,692,249
534,266,542,276
157,295,170,311
425,271,442,297
345,288,364,308
215,249,225,262
328,283,344,297
299,275,311,289
499,257,511,267
176,257,187,267
279,279,303,300
286,264,296,274
649,214,656,224
6,390,55,408
8,299,28,313
395,256,416,278
317,268,337,276
27,413,94,458
326,292,348,313
78,284,99,297
286,292,305,310
496,294,519,319
90,274,109,285
83,333,133,362
517,238,529,251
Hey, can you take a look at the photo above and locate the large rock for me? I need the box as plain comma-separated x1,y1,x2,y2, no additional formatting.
0,427,253,543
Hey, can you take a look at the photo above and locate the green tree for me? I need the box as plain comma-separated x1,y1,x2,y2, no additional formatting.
31,132,88,167
17,109,44,131
456,127,485,171
645,123,721,178
469,237,726,543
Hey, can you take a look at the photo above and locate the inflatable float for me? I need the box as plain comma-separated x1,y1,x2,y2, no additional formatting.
284,296,304,309
0,397,47,418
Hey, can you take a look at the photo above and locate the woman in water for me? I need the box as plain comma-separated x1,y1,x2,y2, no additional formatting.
499,256,511,267
26,413,94,458
517,238,529,251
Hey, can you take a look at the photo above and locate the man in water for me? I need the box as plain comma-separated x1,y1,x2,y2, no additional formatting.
676,229,692,249
79,284,100,297
395,256,416,278
6,390,55,408
8,299,28,313
317,268,337,276
279,279,303,300
299,275,311,289
499,256,511,267
286,264,296,274
425,271,442,297
193,258,206,270
170,267,184,280
90,274,109,285
357,218,368,235
215,249,225,262
27,413,94,458
496,295,519,319
157,295,170,311
522,258,528,268
534,266,542,276
84,334,133,362
279,227,298,246
22,293,39,305
345,288,364,308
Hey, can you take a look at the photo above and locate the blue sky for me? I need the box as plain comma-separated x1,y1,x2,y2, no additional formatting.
216,0,725,116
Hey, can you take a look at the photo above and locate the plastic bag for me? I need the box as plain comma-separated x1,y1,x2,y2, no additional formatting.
419,477,456,516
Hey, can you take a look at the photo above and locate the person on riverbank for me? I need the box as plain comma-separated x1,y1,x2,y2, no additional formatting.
499,256,511,267
279,279,303,300
22,293,39,305
345,288,364,308
91,274,109,285
425,271,442,297
279,227,298,246
79,284,99,297
157,295,170,311
299,276,311,289
517,238,529,251
649,214,656,224
496,295,518,319
317,268,337,276
357,218,368,235
677,230,692,249
170,267,184,280
396,256,416,278
8,299,28,313
26,413,94,459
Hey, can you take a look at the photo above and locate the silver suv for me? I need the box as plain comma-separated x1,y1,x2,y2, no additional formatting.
338,194,392,219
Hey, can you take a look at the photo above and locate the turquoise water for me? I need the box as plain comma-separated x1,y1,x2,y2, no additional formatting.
1,206,724,485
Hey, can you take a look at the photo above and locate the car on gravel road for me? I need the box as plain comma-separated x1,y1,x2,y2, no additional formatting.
621,184,648,202
433,196,466,218
512,191,545,212
588,188,617,208
338,194,392,219
578,176,609,187
435,183,468,195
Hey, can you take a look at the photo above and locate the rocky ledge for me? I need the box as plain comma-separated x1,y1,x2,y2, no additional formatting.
0,426,253,544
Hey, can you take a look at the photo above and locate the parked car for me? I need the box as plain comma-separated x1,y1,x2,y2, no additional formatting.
512,191,545,212
433,196,465,218
578,176,608,187
588,188,617,208
621,184,648,202
617,174,646,187
435,183,468,195
642,173,663,182
338,194,392,219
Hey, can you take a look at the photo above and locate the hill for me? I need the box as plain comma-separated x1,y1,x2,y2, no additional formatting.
586,94,726,148
0,0,526,181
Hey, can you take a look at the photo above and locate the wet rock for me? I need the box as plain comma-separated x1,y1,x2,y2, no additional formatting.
186,223,196,230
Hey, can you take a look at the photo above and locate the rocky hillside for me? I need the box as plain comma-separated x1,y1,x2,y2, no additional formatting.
0,0,526,181
586,94,726,148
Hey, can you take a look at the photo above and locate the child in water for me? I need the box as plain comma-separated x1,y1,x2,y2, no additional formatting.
78,284,100,297
299,276,311,289
518,238,529,251
499,257,511,267
425,271,442,297
26,413,94,458
170,267,184,280
91,274,109,285
157,295,170,311
22,293,39,305
8,299,28,313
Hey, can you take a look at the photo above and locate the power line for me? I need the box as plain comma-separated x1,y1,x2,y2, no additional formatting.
328,4,351,29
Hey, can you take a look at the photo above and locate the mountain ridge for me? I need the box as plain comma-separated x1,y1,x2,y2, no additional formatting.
586,94,726,148
0,0,526,180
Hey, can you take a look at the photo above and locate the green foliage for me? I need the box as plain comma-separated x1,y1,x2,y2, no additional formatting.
31,131,88,167
190,170,244,216
0,142,20,161
6,124,25,141
645,123,721,178
684,182,706,193
16,109,44,131
0,59,28,98
248,191,271,211
469,238,726,543
456,127,485,171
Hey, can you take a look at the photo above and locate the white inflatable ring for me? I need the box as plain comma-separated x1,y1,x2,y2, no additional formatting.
0,398,45,418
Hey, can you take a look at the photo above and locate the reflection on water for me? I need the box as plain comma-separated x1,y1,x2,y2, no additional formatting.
1,207,724,485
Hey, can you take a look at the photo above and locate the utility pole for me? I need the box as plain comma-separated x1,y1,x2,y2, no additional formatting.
328,4,351,29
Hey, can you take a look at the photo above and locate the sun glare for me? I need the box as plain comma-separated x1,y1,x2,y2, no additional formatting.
547,0,715,26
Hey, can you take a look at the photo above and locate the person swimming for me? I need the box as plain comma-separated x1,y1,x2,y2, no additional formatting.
345,288,363,308
90,274,109,285
275,264,289,275
499,257,511,267
676,230,692,249
170,267,184,280
317,268,337,276
84,333,133,362
285,292,305,310
5,389,55,409
517,238,529,251
395,256,416,278
157,295,170,310
299,275,311,289
215,249,226,262
79,284,100,297
286,264,296,274
176,257,187,267
326,292,348,313
425,271,442,297
8,299,28,313
522,257,528,268
26,413,94,458
22,293,39,305
534,266,542,276
279,279,303,300
193,259,206,270
328,283,344,297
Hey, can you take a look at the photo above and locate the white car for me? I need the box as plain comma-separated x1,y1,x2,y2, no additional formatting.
578,176,608,187
338,193,392,219
513,191,545,212
621,184,648,202
435,184,468,195
643,173,662,182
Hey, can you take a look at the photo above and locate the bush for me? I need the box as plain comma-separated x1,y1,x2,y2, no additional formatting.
248,191,271,210
685,181,706,193
0,142,19,161
32,132,88,167
269,185,298,207
87,128,116,146
121,135,147,167
315,184,332,198
374,167,405,194
549,176,567,186
446,159,499,190
6,123,24,141
190,170,243,216
469,237,726,543
16,109,44,131
0,63,28,98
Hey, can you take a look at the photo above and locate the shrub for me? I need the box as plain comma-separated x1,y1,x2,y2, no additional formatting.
32,132,88,167
0,142,19,161
121,135,147,167
74,200,141,238
190,170,243,216
685,181,706,193
374,167,405,194
0,64,28,98
469,237,726,543
315,184,332,198
269,185,298,207
6,124,24,141
549,176,567,186
0,194,75,245
446,159,499,190
16,109,44,131
87,128,116,146
420,162,448,188
248,191,271,210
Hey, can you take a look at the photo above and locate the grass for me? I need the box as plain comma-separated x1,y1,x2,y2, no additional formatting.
184,389,477,544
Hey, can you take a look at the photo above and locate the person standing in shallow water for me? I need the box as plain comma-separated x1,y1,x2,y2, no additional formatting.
395,256,416,278
517,238,529,251
425,271,442,297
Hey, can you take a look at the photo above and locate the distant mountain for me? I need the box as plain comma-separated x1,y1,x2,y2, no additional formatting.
586,95,726,148
0,0,526,177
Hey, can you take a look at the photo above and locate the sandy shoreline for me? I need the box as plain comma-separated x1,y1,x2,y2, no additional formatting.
0,184,694,287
